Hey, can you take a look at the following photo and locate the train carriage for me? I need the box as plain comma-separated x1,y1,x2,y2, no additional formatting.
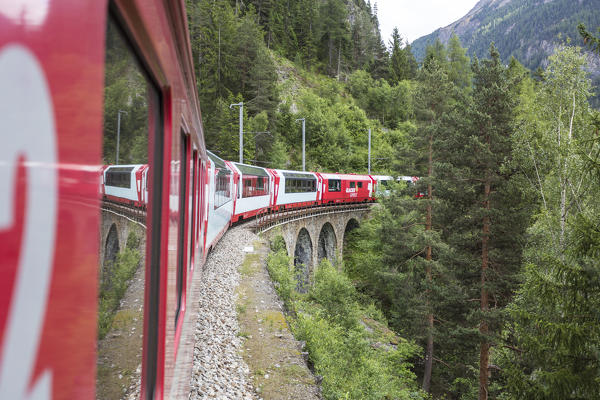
372,175,394,198
0,0,209,398
104,164,148,207
270,169,322,210
318,173,374,204
205,151,234,251
227,161,272,222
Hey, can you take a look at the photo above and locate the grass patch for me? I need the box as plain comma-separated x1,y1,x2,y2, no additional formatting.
266,236,425,400
98,231,142,339
263,310,288,331
240,253,261,276
236,303,247,315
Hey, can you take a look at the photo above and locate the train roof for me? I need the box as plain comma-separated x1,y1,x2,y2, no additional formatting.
318,172,372,180
231,162,269,177
271,169,317,179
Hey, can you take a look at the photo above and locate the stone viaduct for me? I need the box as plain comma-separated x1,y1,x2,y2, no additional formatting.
99,207,146,286
99,203,372,289
257,204,372,286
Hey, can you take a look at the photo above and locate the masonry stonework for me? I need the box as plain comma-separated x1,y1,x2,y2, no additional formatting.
261,209,370,284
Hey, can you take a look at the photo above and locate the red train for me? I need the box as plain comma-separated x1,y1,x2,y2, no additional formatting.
0,1,397,399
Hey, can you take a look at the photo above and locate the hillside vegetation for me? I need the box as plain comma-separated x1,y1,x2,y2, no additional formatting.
186,1,600,399
411,0,600,99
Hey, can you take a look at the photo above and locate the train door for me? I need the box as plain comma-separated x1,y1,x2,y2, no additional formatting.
197,159,206,261
175,132,190,330
189,150,198,272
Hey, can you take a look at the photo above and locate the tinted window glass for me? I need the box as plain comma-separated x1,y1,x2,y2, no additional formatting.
98,13,159,400
328,179,341,192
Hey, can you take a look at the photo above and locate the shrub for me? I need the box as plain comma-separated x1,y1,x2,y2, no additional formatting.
98,234,142,339
266,245,425,399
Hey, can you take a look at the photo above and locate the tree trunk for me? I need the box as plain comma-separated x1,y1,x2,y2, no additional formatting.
422,134,434,392
328,36,333,73
337,40,341,81
479,172,491,400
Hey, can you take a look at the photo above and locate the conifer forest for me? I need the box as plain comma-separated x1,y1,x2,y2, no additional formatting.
183,1,600,398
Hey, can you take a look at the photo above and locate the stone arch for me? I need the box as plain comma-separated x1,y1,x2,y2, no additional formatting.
294,228,312,293
102,223,120,288
317,222,337,265
342,218,360,260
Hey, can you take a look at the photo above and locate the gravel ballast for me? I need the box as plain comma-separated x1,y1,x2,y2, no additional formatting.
189,225,259,400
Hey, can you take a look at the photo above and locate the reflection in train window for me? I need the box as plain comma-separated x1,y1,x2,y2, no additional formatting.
97,14,158,400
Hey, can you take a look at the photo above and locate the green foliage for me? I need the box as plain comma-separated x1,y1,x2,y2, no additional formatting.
388,28,417,84
98,235,142,340
266,243,297,303
266,240,424,400
578,22,600,54
498,45,600,399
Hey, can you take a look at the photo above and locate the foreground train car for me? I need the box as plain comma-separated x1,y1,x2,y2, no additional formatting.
0,0,207,398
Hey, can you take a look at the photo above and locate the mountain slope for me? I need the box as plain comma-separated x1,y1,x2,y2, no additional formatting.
411,0,600,73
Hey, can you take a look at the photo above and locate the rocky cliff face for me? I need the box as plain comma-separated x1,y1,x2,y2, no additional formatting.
411,0,600,77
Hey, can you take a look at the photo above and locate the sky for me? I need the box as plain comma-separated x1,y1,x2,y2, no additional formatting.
375,0,481,45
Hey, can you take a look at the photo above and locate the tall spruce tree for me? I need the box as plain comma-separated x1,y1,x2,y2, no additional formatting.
412,57,455,393
388,28,409,84
442,44,528,400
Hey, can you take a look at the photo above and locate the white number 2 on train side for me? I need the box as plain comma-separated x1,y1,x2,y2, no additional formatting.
0,45,57,400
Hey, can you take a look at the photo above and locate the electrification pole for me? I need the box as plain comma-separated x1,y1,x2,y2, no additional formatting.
230,102,244,163
116,110,127,164
368,128,371,174
296,118,306,171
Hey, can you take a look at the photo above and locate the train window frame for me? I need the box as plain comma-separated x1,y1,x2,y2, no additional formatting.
104,6,166,399
105,167,134,188
176,131,189,328
358,182,363,189
189,150,197,270
328,179,341,192
207,152,232,209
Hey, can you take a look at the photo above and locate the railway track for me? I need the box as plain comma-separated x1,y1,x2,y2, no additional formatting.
101,200,147,225
254,202,373,233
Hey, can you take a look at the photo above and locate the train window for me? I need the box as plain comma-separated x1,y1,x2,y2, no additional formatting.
350,182,356,189
358,182,363,189
190,151,197,270
176,132,189,327
236,163,269,198
105,166,134,188
283,172,316,194
328,179,341,192
97,12,162,400
208,152,232,209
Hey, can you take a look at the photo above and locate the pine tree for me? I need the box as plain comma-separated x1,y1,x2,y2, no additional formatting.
446,34,472,90
439,44,528,400
467,45,526,400
578,22,600,54
388,28,409,85
412,57,455,393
